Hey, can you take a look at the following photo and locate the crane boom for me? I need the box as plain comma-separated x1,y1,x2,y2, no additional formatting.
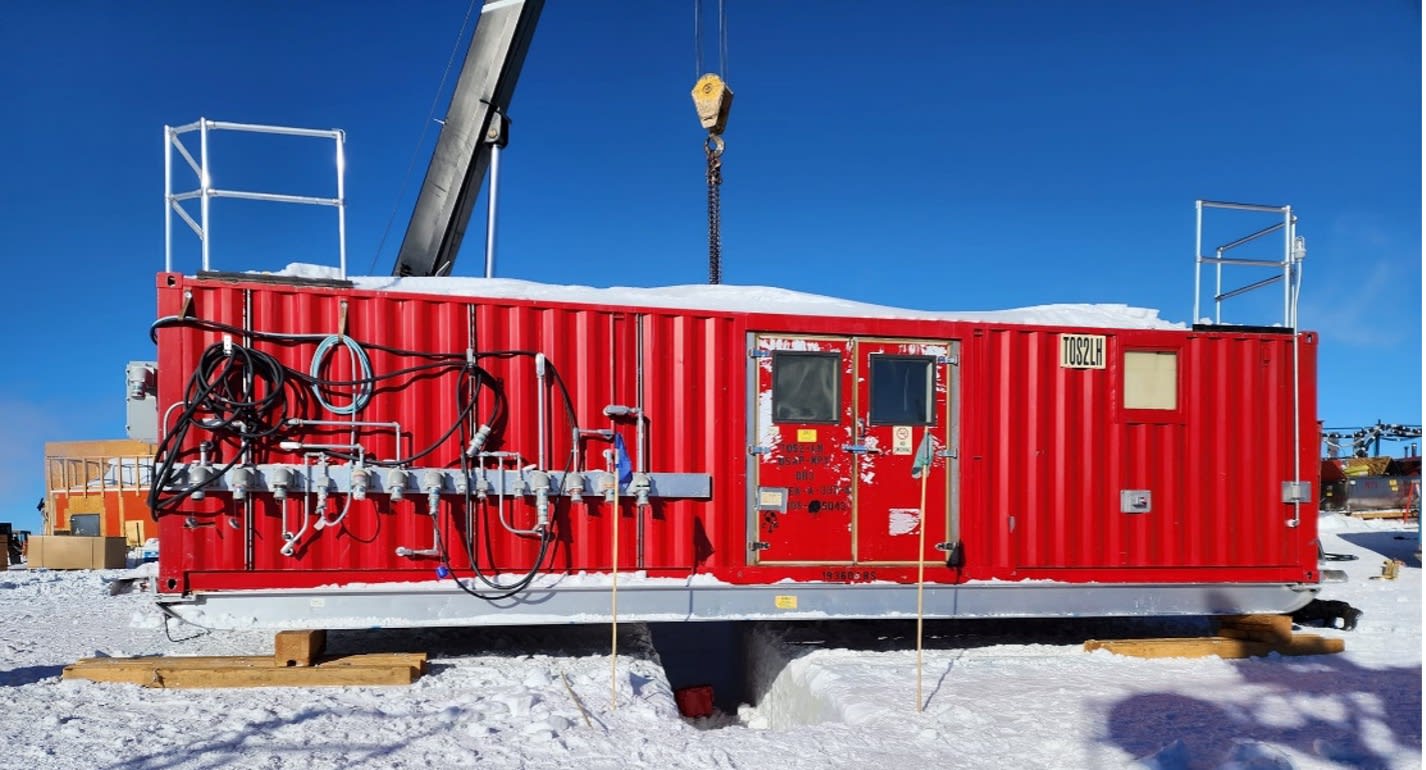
393,0,545,277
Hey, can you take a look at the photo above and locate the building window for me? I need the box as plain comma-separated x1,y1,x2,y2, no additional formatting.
869,355,934,425
772,352,840,423
1124,351,1178,410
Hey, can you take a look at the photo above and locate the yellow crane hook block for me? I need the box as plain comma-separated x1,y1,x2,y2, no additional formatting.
692,73,733,135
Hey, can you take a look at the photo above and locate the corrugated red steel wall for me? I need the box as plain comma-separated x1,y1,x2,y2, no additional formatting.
962,327,1319,583
154,273,1319,594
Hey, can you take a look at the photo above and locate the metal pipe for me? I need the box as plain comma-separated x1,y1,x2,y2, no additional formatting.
570,426,581,472
1201,256,1291,267
285,418,403,462
1199,200,1289,213
164,126,173,272
636,322,646,476
635,317,646,570
1215,221,1285,254
536,354,548,469
171,139,202,179
1289,208,1300,327
199,118,211,271
205,120,342,139
172,206,204,239
485,143,501,279
1215,248,1223,324
208,190,342,206
1216,274,1283,302
1289,234,1305,527
244,289,254,568
336,130,347,279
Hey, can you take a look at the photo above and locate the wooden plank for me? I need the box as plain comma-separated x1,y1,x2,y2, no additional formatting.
1218,627,1283,644
1274,634,1346,656
1217,614,1293,644
275,630,327,667
1085,637,1272,659
1085,634,1345,659
69,652,426,671
64,663,420,689
1351,510,1412,520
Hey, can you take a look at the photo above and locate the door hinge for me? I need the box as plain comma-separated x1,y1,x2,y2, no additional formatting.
937,355,959,366
936,449,957,459
749,349,771,359
748,445,771,456
750,541,770,551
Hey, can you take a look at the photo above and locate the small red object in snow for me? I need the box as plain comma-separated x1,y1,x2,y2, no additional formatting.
674,684,715,718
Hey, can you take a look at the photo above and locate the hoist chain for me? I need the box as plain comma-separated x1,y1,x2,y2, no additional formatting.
705,134,724,285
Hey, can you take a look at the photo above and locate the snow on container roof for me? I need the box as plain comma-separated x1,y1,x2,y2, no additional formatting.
260,262,1186,331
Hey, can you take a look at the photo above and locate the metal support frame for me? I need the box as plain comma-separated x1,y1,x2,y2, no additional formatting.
165,118,348,277
1192,199,1305,330
157,580,1320,631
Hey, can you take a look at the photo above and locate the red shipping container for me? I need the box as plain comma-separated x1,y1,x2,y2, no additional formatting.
150,272,1322,629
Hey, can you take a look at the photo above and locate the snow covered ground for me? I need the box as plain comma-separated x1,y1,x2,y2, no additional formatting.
0,513,1417,769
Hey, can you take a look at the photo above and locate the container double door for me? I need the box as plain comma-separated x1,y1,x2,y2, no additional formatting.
749,334,957,565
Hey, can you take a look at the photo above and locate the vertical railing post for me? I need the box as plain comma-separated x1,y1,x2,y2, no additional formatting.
1192,199,1202,325
199,118,211,271
1282,206,1293,329
336,130,347,279
164,126,173,272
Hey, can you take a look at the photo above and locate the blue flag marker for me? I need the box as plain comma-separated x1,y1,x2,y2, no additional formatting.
613,433,634,485
911,432,934,479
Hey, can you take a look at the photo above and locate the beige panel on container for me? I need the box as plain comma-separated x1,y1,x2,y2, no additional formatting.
1124,351,1178,410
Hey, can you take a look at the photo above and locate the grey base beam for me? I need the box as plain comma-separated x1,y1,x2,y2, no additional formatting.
158,581,1320,631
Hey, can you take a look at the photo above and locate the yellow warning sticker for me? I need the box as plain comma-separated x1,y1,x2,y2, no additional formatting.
774,595,798,610
797,428,818,443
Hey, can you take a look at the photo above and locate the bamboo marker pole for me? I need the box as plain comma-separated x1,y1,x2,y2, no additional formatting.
610,452,620,711
915,425,932,713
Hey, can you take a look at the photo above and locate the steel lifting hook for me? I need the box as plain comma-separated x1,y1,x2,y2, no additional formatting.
692,74,732,285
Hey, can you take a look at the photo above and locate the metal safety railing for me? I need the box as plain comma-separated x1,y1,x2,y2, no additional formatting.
164,118,348,278
1193,200,1311,528
1193,199,1306,330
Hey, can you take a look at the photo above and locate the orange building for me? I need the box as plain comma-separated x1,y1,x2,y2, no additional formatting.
44,439,156,545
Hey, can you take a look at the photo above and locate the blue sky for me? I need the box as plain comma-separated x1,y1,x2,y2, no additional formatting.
0,1,1419,533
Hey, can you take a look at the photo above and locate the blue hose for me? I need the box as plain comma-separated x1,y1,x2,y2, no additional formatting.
310,335,372,415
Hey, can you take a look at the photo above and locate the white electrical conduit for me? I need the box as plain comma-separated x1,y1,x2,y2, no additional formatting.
536,354,548,470
1289,239,1305,528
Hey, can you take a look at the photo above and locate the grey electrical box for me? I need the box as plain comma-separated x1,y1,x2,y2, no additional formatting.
1120,489,1152,513
1282,481,1313,504
125,361,158,443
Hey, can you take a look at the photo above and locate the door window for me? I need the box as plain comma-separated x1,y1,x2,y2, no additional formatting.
772,352,841,424
869,355,934,425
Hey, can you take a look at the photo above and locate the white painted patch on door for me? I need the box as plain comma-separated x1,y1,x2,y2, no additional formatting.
888,508,921,536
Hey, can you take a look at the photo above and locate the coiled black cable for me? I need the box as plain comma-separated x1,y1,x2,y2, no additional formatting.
149,342,293,518
150,316,587,605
